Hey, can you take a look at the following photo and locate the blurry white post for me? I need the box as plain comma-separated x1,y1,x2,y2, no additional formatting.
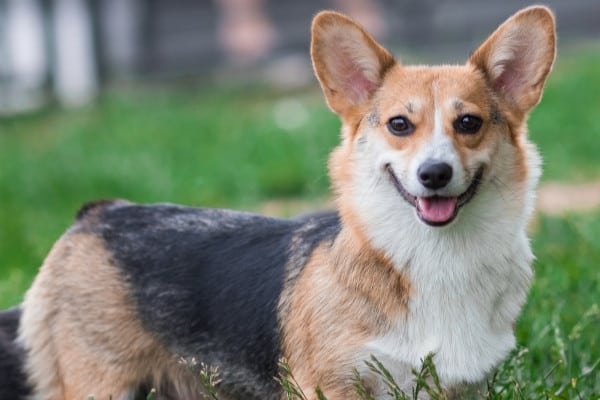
4,0,47,112
101,0,141,78
53,0,98,107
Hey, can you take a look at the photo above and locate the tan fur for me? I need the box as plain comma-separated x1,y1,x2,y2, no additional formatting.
19,231,200,400
281,229,410,398
328,144,371,246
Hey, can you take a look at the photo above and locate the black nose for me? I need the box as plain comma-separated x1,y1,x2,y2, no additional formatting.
418,160,453,189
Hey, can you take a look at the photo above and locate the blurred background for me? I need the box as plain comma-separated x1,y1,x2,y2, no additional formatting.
0,1,599,395
1,0,599,111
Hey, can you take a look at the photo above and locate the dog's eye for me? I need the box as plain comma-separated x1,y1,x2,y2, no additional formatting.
454,115,483,134
387,116,414,136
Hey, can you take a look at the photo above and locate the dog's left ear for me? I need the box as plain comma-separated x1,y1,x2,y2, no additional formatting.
469,6,556,115
311,11,395,118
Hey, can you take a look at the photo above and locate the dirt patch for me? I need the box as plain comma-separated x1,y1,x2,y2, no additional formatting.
537,180,600,216
258,197,333,217
257,181,600,218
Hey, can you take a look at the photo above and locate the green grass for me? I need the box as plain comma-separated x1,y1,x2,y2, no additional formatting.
529,47,600,181
0,46,599,397
506,211,600,398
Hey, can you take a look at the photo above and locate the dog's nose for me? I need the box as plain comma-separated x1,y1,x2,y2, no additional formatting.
418,160,453,189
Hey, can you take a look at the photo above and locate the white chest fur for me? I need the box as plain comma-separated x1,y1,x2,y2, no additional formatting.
352,196,535,393
364,234,533,388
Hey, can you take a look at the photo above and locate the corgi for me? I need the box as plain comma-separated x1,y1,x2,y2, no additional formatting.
16,6,556,400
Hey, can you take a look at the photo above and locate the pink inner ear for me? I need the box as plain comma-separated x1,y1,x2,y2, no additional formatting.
491,41,536,104
328,44,379,105
494,60,526,99
345,69,377,103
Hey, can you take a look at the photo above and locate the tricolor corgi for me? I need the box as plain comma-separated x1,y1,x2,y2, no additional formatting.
17,6,555,400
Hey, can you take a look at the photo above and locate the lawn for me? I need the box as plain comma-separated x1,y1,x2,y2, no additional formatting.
0,46,599,398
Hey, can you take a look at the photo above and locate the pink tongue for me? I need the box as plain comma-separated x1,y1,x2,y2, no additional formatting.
417,196,458,223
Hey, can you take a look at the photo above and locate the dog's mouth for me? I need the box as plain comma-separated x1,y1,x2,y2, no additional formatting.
385,164,484,227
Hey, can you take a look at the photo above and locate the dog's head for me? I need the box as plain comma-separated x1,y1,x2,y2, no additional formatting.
311,7,556,249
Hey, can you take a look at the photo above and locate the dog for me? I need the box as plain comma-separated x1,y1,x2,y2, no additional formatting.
16,6,556,400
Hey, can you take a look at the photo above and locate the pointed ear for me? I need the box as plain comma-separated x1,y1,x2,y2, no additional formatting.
469,6,556,115
311,11,396,116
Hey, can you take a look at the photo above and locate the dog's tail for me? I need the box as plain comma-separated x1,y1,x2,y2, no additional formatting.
0,307,31,399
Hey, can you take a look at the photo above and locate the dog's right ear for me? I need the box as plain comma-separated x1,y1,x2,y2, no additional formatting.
311,11,395,118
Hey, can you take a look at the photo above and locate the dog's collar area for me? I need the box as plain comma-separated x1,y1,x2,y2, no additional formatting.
385,164,485,227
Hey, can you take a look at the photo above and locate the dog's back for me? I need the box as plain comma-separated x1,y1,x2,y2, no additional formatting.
19,200,340,399
0,307,30,399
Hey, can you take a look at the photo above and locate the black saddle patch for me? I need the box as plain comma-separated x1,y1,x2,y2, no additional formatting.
0,307,31,399
93,203,340,398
